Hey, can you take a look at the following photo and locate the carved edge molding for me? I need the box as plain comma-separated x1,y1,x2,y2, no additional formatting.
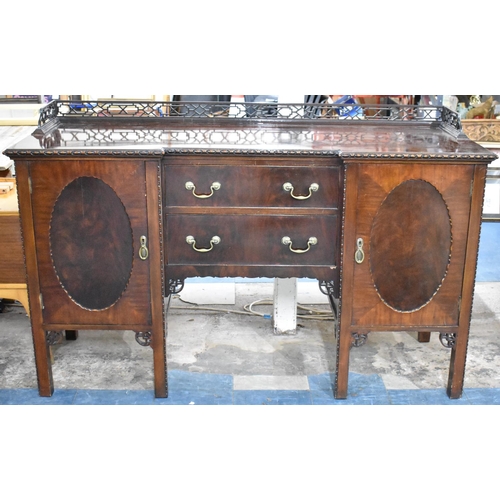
5,149,165,158
340,152,498,160
157,163,168,395
163,149,342,156
6,149,341,158
6,148,498,160
334,164,348,396
166,150,497,160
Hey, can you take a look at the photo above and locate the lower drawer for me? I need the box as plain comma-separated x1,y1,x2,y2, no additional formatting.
166,214,338,267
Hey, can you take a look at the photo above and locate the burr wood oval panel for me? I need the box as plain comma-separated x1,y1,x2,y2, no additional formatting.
369,179,452,312
49,176,134,310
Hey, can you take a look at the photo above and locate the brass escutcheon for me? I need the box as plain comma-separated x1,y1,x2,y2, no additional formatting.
139,235,149,260
355,237,364,264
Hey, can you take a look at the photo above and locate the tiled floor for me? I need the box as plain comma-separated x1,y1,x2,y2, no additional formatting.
1,222,499,405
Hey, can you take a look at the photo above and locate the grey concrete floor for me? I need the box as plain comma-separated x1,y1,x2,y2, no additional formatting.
1,281,500,393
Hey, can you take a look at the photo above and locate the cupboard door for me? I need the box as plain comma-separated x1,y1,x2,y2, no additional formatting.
344,162,474,329
28,159,153,327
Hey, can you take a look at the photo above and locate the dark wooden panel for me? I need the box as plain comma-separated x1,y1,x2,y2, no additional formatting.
370,179,452,312
0,215,26,284
50,176,134,310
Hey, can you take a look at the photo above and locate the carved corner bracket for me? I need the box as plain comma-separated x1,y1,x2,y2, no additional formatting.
135,331,152,347
45,330,63,346
351,333,368,348
319,280,335,297
439,332,457,348
168,278,185,295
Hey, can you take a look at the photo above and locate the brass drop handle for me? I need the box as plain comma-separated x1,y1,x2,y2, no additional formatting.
185,181,221,199
282,236,317,254
139,235,149,260
355,238,365,264
283,182,319,200
186,235,221,253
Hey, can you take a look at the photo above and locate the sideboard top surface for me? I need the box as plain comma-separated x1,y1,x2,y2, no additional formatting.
3,100,497,161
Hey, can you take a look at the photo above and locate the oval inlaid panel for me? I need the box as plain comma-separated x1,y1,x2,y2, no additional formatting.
50,176,133,310
370,179,451,312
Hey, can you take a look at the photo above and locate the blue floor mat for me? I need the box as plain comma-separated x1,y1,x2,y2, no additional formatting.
2,371,499,405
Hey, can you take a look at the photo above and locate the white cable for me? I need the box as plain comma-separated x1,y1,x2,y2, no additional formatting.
171,295,334,321
170,305,258,317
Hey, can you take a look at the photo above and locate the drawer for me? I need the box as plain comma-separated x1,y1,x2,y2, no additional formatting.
164,161,341,209
166,214,338,267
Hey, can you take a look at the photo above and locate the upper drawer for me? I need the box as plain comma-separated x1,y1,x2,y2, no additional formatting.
163,158,342,209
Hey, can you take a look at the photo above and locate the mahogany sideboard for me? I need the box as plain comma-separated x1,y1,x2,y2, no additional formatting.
4,100,497,399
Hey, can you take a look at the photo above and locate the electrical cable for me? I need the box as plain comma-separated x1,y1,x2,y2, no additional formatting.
171,295,267,317
244,299,334,320
171,295,335,321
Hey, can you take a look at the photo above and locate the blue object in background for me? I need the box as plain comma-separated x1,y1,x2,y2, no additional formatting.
333,95,363,118
477,222,500,281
